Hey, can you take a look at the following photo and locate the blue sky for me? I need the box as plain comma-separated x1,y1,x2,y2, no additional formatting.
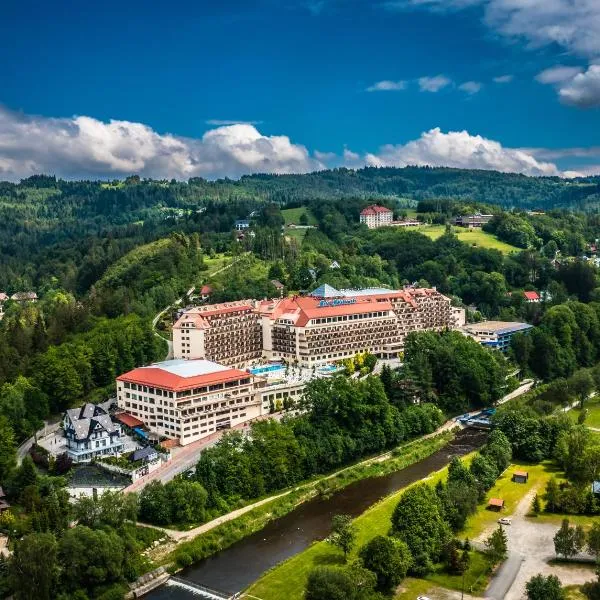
0,0,599,180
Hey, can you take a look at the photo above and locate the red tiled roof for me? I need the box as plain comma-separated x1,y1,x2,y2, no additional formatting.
114,413,144,428
200,285,212,295
117,366,251,392
488,498,504,507
360,204,392,216
523,291,540,301
513,470,528,478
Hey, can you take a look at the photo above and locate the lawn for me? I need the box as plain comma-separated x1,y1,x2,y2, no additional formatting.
568,397,600,429
284,228,308,244
417,225,520,254
462,461,559,540
281,206,317,226
246,453,477,600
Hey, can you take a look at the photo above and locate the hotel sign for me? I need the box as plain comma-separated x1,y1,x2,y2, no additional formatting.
318,298,357,307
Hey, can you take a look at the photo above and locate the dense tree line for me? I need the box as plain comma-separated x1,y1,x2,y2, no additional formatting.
189,376,444,518
400,330,511,414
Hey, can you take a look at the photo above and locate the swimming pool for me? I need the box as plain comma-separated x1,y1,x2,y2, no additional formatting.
317,364,340,373
249,364,285,376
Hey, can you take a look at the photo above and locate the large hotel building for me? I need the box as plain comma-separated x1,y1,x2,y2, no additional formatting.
118,286,458,446
172,285,454,368
116,360,264,446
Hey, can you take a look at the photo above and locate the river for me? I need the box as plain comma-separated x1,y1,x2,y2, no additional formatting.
147,428,486,599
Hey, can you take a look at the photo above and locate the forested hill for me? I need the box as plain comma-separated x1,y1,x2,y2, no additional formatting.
235,168,600,209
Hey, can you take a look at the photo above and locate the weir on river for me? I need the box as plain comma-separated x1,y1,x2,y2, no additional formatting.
146,428,486,599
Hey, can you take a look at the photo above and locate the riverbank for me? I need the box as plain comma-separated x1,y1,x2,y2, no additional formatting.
153,430,456,569
246,449,480,600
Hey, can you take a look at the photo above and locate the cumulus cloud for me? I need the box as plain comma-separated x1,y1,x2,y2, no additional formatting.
0,107,323,181
362,127,560,176
366,80,407,92
0,107,579,180
493,74,513,83
558,64,600,107
458,81,482,94
535,65,584,85
418,75,452,92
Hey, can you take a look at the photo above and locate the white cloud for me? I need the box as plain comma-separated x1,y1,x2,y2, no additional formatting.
458,81,482,94
205,119,263,126
386,0,600,60
493,74,513,83
523,145,600,160
362,127,560,176
418,75,452,92
535,65,583,85
0,107,582,180
385,0,600,107
558,64,600,107
0,107,324,181
366,80,407,92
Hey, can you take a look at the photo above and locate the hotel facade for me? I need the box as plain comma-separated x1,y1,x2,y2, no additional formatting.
116,360,264,446
173,285,453,368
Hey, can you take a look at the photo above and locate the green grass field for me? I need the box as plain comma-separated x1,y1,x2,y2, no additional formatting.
416,225,520,254
568,397,600,429
281,206,317,226
462,461,559,539
246,453,480,600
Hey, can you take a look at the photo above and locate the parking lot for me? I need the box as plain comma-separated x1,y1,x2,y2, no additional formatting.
475,489,596,599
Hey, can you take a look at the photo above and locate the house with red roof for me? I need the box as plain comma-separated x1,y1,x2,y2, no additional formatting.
523,291,541,303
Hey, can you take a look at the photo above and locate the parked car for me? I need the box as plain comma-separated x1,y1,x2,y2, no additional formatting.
498,517,512,525
417,596,432,600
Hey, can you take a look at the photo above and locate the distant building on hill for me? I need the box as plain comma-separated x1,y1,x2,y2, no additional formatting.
461,321,533,352
454,213,493,228
360,205,393,229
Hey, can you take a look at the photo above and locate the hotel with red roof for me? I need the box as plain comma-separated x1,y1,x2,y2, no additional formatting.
116,359,263,445
359,204,393,229
172,285,454,368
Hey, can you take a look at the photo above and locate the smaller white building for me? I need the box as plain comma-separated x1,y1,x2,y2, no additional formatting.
63,404,124,463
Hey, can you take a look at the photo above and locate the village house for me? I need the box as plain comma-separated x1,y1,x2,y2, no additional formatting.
63,403,124,463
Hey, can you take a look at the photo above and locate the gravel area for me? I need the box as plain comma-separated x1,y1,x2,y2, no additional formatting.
476,488,596,599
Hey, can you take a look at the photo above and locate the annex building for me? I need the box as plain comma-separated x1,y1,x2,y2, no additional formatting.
173,285,454,368
116,359,264,446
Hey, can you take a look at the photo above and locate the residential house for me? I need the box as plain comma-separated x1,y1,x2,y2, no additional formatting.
234,219,251,231
454,214,493,228
523,291,540,303
11,292,38,303
0,293,7,320
0,487,10,514
63,403,124,463
200,285,213,302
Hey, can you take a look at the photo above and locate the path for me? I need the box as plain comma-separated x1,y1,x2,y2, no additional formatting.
135,380,536,546
150,255,246,361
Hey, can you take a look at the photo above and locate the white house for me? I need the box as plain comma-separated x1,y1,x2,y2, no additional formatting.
63,403,124,463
